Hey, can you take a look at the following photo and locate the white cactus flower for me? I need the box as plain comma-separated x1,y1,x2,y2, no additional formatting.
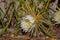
20,15,35,32
54,11,60,24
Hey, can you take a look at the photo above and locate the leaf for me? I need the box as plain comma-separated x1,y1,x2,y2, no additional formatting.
19,0,25,6
0,2,14,35
0,9,4,22
43,0,48,3
15,21,21,35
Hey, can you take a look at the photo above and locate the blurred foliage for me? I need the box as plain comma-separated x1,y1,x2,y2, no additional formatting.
0,0,56,38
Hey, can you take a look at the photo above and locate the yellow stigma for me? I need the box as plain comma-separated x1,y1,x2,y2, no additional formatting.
26,21,31,28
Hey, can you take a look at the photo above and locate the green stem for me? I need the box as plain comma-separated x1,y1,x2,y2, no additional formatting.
0,8,14,36
39,23,56,38
37,0,51,16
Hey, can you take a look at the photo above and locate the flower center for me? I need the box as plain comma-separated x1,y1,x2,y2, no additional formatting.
26,21,31,28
